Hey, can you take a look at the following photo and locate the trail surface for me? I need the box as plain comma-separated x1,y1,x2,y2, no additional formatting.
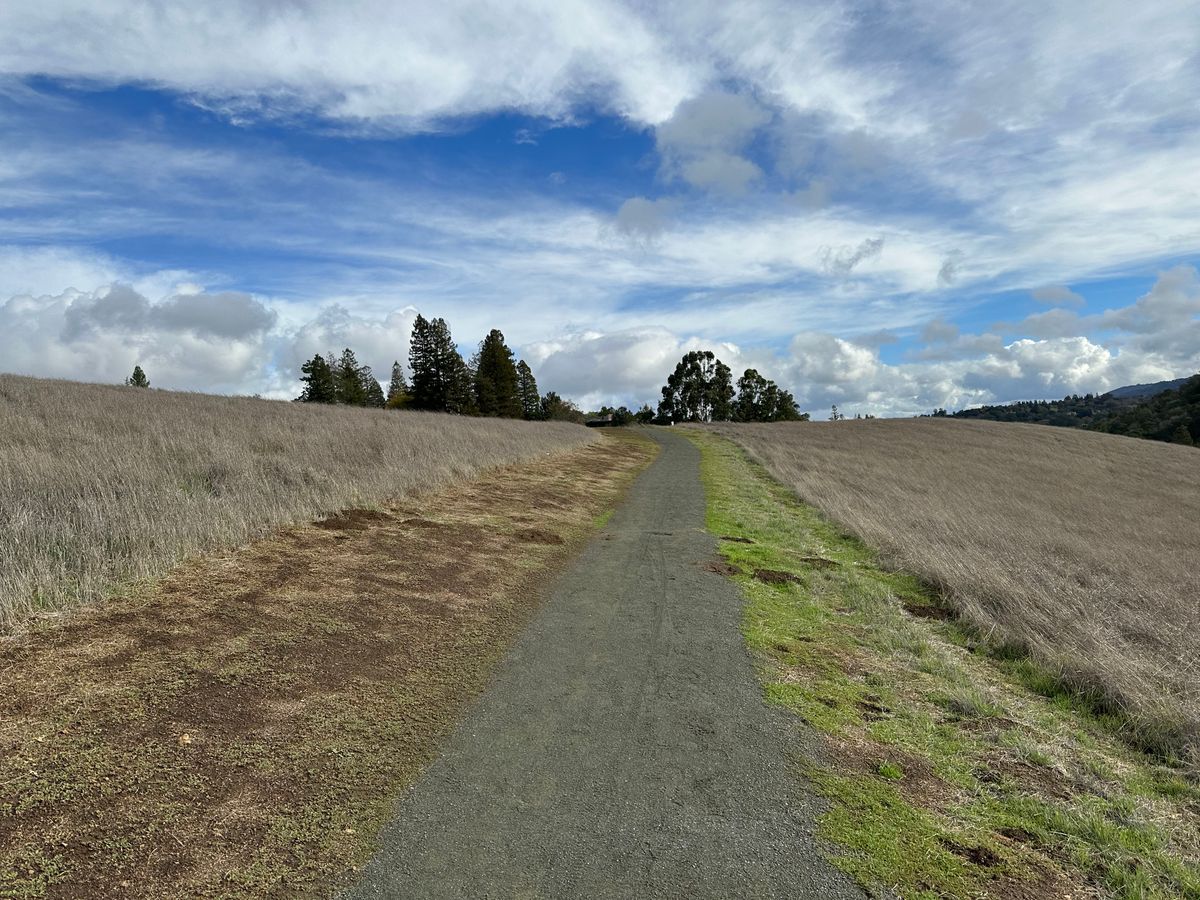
346,430,863,899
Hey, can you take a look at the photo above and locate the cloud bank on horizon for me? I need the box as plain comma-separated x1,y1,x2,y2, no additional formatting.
1,0,1198,415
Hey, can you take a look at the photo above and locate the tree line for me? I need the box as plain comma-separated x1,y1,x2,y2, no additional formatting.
293,338,808,426
929,373,1199,447
295,316,583,422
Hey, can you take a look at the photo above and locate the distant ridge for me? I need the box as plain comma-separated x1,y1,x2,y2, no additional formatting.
1104,377,1190,400
946,373,1199,447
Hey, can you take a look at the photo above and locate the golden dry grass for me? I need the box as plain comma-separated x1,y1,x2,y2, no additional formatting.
0,373,595,632
710,418,1200,759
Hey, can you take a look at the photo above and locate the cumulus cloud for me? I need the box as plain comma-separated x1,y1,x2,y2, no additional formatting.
819,237,884,276
1031,285,1085,307
1,284,275,391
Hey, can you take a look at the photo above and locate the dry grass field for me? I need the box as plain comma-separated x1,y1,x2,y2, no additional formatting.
711,418,1200,760
0,374,595,632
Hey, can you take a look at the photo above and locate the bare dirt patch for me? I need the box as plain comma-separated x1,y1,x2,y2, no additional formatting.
753,568,803,585
702,560,741,577
513,527,565,545
0,432,655,899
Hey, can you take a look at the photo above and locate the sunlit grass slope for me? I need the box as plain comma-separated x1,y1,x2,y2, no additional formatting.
0,374,595,631
712,418,1199,761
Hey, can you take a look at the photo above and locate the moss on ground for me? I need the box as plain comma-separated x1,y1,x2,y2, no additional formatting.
686,429,1200,900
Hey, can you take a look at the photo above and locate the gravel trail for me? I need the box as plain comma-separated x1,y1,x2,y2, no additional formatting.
345,429,864,899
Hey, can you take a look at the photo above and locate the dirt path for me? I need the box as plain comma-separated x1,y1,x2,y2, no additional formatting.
0,434,652,899
346,429,863,899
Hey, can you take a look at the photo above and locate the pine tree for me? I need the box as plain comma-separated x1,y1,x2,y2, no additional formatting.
516,360,541,420
126,365,150,388
408,315,437,409
297,354,336,402
334,348,368,406
409,315,474,413
473,329,521,417
386,360,410,409
365,374,386,408
1172,424,1195,446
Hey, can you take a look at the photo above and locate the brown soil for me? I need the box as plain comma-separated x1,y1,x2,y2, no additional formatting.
901,599,956,621
514,527,565,545
0,432,656,900
702,560,741,577
795,556,839,569
753,568,803,585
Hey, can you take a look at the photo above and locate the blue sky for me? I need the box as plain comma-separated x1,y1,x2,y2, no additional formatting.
1,1,1198,415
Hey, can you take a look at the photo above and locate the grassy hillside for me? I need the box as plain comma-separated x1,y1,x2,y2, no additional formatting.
0,374,595,632
712,418,1200,762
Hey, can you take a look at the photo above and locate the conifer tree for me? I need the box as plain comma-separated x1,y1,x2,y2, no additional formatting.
516,360,541,419
126,365,150,388
409,315,475,413
334,348,368,406
408,315,437,409
364,374,386,408
297,354,336,403
473,329,521,417
386,360,410,409
1172,424,1195,446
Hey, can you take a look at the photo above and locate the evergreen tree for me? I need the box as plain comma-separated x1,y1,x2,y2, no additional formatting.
657,350,735,422
541,391,584,424
516,360,541,420
126,365,150,388
1172,424,1195,446
409,315,474,413
473,329,521,417
634,404,656,424
830,404,842,421
333,348,368,406
297,354,336,403
364,373,386,408
447,351,479,416
386,361,410,409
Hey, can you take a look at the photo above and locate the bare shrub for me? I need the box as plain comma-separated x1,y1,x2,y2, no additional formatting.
0,374,595,631
712,419,1200,760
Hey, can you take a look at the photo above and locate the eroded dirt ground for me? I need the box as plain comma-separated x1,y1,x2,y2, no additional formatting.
0,432,654,899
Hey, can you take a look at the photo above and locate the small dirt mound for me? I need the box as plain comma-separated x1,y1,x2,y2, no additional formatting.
514,527,564,545
316,509,391,531
402,517,445,528
753,568,802,585
939,837,1001,867
902,600,954,621
703,560,740,577
796,556,839,569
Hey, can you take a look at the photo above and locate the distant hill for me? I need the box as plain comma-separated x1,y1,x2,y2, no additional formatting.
947,373,1199,446
1105,377,1191,400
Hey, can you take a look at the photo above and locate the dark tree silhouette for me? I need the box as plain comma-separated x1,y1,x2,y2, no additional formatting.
657,350,734,423
385,360,410,408
473,329,521,417
297,354,335,403
516,360,541,420
126,365,150,388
